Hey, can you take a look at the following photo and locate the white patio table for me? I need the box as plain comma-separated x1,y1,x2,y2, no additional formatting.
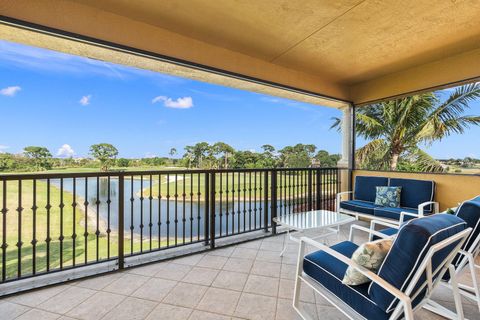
273,210,355,256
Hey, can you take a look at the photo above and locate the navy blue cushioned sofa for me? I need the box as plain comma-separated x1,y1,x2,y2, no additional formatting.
337,175,439,223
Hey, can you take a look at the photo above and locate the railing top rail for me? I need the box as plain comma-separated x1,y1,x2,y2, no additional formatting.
0,167,342,180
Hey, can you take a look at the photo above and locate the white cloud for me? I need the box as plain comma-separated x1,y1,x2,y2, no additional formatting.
57,144,75,158
0,86,21,97
152,96,193,109
79,95,92,106
0,145,9,153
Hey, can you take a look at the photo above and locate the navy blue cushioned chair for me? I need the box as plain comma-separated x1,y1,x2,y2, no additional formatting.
338,176,439,224
373,196,480,316
293,214,471,320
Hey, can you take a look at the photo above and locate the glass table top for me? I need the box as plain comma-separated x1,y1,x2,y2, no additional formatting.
273,210,355,230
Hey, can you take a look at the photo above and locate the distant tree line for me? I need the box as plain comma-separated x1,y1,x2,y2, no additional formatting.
0,142,341,172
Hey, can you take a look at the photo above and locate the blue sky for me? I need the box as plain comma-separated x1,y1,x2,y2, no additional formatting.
0,40,478,159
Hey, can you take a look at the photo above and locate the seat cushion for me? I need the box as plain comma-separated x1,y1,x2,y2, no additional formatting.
374,207,418,222
354,176,389,203
340,200,378,215
369,214,467,313
304,241,390,320
388,178,435,213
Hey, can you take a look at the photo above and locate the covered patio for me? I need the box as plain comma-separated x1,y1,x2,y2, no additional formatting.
1,1,480,319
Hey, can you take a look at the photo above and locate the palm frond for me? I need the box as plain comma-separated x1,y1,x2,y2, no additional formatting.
405,148,446,173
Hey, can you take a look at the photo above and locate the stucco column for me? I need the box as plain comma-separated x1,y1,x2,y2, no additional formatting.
337,104,354,193
337,104,353,169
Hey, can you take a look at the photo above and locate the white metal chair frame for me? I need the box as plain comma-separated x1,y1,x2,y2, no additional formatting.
293,224,471,320
337,191,440,225
370,217,480,317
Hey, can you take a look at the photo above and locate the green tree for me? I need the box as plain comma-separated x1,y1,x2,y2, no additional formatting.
89,143,118,171
116,158,130,167
212,142,235,168
23,146,52,171
315,150,340,168
332,83,480,172
279,144,316,168
183,142,210,168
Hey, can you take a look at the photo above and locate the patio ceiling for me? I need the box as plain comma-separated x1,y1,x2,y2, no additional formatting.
1,0,479,105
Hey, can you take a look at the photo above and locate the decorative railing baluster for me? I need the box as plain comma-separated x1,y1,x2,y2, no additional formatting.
59,178,64,268
149,174,153,250
32,179,37,274
1,180,7,281
16,180,22,278
83,178,88,265
95,176,100,261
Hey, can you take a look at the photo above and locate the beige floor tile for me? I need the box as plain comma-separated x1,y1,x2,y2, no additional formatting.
145,303,192,320
276,298,318,320
163,282,208,308
251,261,281,278
182,267,219,286
15,308,61,320
196,287,241,316
222,257,253,273
255,250,282,264
102,273,149,295
230,247,258,259
315,306,346,320
131,277,177,301
73,272,123,290
38,286,95,314
244,275,279,297
128,261,171,277
278,279,315,303
280,264,296,280
0,301,31,320
238,240,262,249
174,254,205,266
7,285,68,307
234,293,277,320
212,270,248,291
188,310,231,320
196,255,228,269
260,241,283,252
207,246,235,257
66,291,125,320
102,297,156,320
154,262,192,280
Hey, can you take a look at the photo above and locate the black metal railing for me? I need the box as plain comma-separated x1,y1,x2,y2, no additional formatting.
0,167,341,287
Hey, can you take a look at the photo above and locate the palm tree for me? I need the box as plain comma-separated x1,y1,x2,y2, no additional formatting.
332,83,480,172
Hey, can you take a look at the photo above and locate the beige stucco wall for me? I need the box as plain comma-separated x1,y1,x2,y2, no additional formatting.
353,170,480,211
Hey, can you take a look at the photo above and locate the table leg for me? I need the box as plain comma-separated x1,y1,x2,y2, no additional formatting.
279,229,289,257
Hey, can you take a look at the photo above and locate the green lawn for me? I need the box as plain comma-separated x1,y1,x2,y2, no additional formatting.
142,172,338,201
2,166,186,175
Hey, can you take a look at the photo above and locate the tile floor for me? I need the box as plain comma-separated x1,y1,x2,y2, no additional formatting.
1,221,479,320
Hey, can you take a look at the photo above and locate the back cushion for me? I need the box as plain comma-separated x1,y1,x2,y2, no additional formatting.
369,214,466,312
455,196,480,257
389,178,435,212
354,176,388,202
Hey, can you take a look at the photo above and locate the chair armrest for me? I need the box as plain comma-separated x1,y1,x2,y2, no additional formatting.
399,211,421,224
349,224,396,242
418,201,440,216
336,191,353,212
298,237,412,305
370,219,401,230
